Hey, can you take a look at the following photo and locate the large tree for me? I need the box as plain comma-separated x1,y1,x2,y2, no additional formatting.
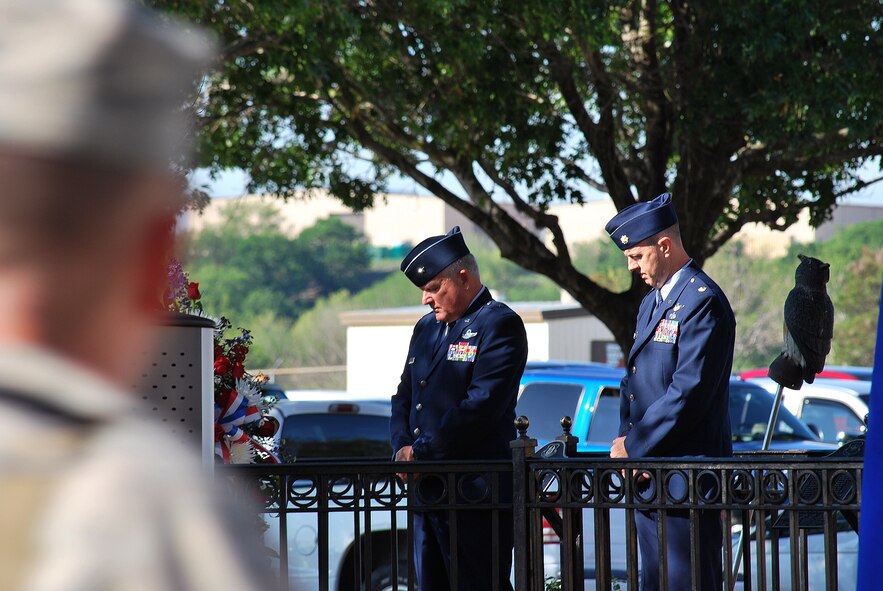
156,0,883,351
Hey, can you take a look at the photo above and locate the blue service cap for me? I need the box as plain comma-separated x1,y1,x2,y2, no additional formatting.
605,192,679,250
400,226,470,286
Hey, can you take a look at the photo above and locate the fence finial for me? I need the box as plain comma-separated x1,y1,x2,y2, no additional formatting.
515,415,530,438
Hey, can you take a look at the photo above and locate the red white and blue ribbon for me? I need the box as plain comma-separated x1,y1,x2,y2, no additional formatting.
214,386,278,464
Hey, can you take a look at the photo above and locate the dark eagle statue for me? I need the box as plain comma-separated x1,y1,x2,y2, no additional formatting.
768,254,834,389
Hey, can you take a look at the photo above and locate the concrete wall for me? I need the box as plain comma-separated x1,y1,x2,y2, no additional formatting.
344,318,556,396
547,315,616,361
345,324,414,397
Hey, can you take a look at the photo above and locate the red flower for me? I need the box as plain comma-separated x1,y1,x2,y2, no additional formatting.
214,343,223,358
187,282,201,300
214,356,231,376
232,362,245,380
230,343,249,363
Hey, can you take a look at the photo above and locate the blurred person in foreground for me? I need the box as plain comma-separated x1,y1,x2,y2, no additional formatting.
605,192,735,590
0,1,271,589
391,227,528,591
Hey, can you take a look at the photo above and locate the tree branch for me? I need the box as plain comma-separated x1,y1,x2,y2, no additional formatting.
474,160,572,265
559,157,610,193
541,42,635,210
619,0,674,196
835,174,883,198
737,136,883,178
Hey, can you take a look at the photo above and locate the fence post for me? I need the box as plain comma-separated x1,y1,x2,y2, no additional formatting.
512,416,537,591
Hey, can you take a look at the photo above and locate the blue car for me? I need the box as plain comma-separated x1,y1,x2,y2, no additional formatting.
517,362,848,590
516,361,834,453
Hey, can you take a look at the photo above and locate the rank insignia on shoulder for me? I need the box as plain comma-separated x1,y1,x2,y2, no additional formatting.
447,341,477,362
653,319,679,344
462,328,478,339
698,286,707,293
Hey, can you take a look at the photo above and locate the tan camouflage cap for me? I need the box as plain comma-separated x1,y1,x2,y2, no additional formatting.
0,0,214,170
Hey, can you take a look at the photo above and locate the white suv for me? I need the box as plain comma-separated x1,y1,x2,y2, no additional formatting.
747,377,869,445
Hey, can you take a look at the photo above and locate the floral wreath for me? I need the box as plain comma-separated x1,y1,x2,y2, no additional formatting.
165,259,280,464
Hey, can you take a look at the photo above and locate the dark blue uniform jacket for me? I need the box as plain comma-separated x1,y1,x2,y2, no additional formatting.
391,288,528,461
620,261,736,459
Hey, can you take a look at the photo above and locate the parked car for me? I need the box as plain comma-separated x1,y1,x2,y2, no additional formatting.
746,377,870,445
517,361,626,453
265,398,407,591
270,399,394,461
517,362,845,589
516,362,834,453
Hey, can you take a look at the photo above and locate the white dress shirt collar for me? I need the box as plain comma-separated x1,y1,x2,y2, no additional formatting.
658,259,693,302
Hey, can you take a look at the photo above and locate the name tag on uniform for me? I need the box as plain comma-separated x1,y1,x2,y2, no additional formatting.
447,341,477,362
653,319,679,344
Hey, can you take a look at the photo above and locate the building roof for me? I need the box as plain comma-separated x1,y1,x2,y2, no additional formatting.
339,301,592,327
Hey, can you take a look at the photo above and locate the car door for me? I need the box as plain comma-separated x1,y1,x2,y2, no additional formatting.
797,398,865,444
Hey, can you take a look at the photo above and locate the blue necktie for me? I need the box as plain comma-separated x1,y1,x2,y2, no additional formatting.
434,322,450,354
649,291,662,327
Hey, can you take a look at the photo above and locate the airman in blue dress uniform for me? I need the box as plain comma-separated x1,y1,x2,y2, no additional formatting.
391,227,528,591
605,193,736,591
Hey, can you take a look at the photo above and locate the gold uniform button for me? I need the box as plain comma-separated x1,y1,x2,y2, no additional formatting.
419,380,427,387
413,427,421,436
416,403,423,411
629,394,635,401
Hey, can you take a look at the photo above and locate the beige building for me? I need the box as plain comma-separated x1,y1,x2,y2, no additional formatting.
340,302,617,396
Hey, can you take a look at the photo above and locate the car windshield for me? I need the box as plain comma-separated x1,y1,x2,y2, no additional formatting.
517,382,584,442
729,383,817,442
586,387,621,443
280,413,392,460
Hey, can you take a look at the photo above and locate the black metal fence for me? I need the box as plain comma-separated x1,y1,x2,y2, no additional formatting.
224,421,862,591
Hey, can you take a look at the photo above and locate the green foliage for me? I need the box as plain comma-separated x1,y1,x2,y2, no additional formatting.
572,238,632,293
253,273,418,389
834,248,883,366
706,218,883,370
279,244,561,388
154,0,883,238
185,204,372,320
154,0,883,351
469,237,561,302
